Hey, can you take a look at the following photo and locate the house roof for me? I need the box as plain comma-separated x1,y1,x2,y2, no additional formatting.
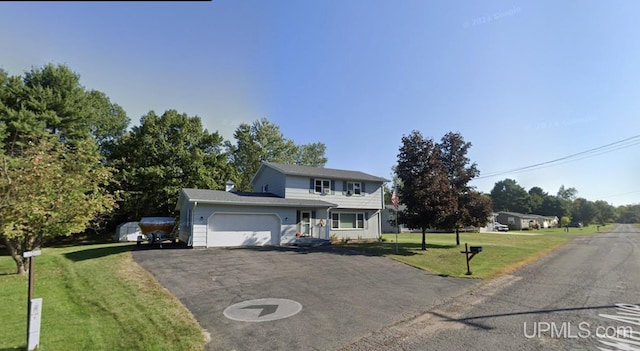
177,188,338,210
497,211,558,220
256,162,390,183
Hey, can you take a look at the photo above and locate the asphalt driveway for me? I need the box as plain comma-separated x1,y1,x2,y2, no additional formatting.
133,245,479,351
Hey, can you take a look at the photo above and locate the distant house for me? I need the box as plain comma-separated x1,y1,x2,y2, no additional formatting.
380,204,418,233
496,212,535,230
479,213,500,232
532,215,559,228
176,162,389,247
496,211,559,230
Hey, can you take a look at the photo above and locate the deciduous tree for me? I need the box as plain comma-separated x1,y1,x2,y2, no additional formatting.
225,118,327,191
528,187,547,214
616,204,640,223
557,185,578,201
396,131,454,250
560,215,571,231
438,132,491,245
0,135,115,274
110,110,231,220
0,64,122,273
295,142,328,167
538,195,566,218
593,200,615,225
571,198,596,226
490,179,530,213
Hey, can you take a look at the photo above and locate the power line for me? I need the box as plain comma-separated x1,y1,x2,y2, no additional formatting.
598,189,640,200
477,134,640,179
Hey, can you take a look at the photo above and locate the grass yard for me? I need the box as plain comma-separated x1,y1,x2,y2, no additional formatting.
339,231,582,279
508,224,614,236
0,243,205,351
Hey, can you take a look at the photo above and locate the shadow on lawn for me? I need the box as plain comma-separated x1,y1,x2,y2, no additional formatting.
225,244,384,257
339,241,458,257
65,241,191,261
64,243,135,262
222,242,435,258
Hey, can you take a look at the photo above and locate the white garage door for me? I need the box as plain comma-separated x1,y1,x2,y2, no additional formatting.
207,213,281,247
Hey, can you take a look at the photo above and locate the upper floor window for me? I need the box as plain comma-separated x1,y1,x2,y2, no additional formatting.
315,179,331,194
347,182,361,195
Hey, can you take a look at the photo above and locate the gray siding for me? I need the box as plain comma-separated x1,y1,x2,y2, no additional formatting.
328,209,381,240
285,175,384,210
252,166,286,197
380,207,416,233
178,198,193,245
496,212,528,230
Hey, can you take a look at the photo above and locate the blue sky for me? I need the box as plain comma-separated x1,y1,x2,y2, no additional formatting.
1,1,639,206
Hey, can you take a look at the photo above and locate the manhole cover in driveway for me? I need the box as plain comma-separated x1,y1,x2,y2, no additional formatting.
223,298,302,322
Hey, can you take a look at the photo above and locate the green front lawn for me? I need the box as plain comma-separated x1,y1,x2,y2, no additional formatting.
339,232,573,279
0,243,205,351
508,224,614,235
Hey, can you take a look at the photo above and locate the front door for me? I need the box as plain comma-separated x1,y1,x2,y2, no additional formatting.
301,211,311,237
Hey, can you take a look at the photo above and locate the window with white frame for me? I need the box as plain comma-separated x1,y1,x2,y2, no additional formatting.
331,212,365,229
347,182,361,195
315,179,331,194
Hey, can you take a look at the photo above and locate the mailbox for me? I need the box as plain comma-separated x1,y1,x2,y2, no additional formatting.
462,243,483,275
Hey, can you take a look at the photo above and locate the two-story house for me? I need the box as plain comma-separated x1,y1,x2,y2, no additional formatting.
175,162,389,247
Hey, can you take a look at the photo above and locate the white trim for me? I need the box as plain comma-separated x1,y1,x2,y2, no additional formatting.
208,211,283,223
347,181,362,195
207,211,282,247
331,212,365,230
315,179,331,194
300,211,312,237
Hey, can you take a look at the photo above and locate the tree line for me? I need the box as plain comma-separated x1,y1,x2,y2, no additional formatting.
0,63,327,273
489,179,637,226
391,131,638,246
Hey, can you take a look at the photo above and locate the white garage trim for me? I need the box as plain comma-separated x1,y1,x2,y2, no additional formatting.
207,212,282,247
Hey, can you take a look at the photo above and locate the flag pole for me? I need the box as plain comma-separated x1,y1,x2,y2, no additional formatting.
392,187,399,254
395,208,399,254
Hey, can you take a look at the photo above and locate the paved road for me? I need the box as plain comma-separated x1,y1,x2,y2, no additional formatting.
133,245,479,351
342,224,640,351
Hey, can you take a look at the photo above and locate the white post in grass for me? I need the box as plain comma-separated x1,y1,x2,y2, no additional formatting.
23,250,42,351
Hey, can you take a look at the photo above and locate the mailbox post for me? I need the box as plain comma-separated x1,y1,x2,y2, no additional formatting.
460,243,483,275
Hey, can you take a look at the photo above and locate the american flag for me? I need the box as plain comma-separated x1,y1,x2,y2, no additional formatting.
391,190,399,210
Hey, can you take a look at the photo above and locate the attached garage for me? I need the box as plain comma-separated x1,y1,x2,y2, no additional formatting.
176,188,337,248
208,213,281,247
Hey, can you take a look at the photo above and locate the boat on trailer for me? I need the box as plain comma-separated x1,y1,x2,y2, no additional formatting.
137,217,177,247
